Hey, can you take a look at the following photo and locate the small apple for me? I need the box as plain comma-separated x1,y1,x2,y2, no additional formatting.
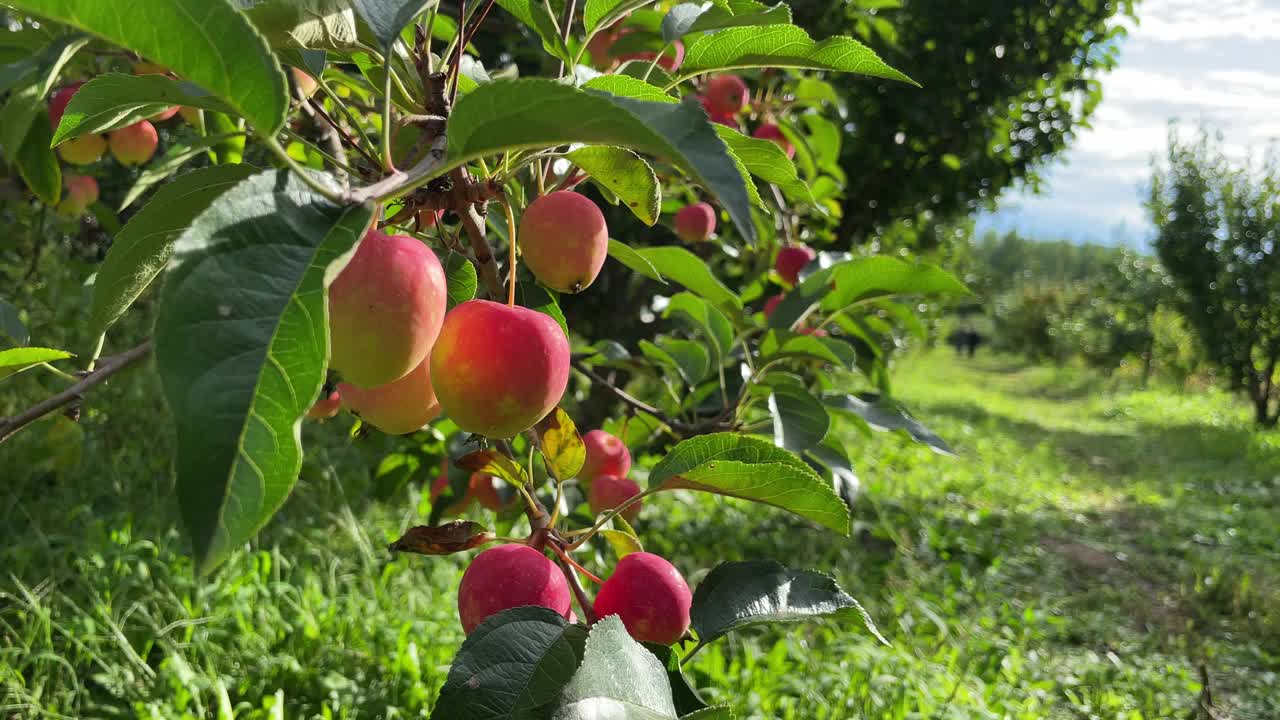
48,82,84,130
291,67,318,99
458,544,572,634
338,355,441,435
696,95,737,127
150,106,180,122
417,208,442,228
57,133,107,165
775,244,816,285
587,28,619,68
753,123,794,159
618,40,685,72
57,174,98,216
763,294,783,319
430,300,570,438
588,474,642,523
580,429,632,479
108,120,158,165
593,552,691,644
306,389,342,420
674,203,716,244
704,74,748,116
518,191,609,293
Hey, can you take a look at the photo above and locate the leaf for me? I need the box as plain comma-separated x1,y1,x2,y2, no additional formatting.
648,433,848,535
154,170,373,574
10,0,287,133
89,165,258,342
642,338,709,385
676,25,915,85
690,560,886,649
631,247,741,313
681,709,734,720
662,293,733,365
244,0,360,50
553,616,677,720
608,239,666,283
515,281,568,336
767,383,829,452
351,0,431,47
0,34,88,159
440,251,478,310
15,110,61,206
822,256,969,311
51,73,235,145
759,330,856,367
644,644,709,716
583,75,676,104
766,263,836,330
494,0,572,63
388,521,495,555
715,125,811,203
455,448,530,488
600,528,643,559
661,0,790,43
0,300,27,346
535,406,586,481
432,607,589,720
824,393,955,456
806,437,860,512
446,80,755,244
584,0,653,34
567,146,660,226
118,133,245,210
0,347,74,381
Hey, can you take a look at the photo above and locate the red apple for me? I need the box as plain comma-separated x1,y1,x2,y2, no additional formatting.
328,229,447,388
587,29,619,68
150,105,180,122
108,120,158,165
338,355,441,435
458,544,572,634
753,123,794,159
57,133,107,165
588,474,642,523
57,174,98,216
674,203,716,243
763,294,783,318
775,244,816,285
291,67,319,98
418,208,442,228
580,429,632,479
518,191,609,293
48,82,84,130
695,95,737,127
593,552,691,644
705,74,748,115
618,40,685,72
306,388,342,420
430,300,570,438
798,326,829,337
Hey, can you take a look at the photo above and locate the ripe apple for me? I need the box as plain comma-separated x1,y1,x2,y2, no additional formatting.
150,105,180,122
291,67,318,98
798,326,829,337
695,95,737,127
108,120,158,165
338,355,441,435
704,74,748,116
471,473,516,511
328,230,447,388
518,191,608,293
617,40,685,72
593,552,691,644
57,133,107,165
418,208,442,228
430,300,570,438
753,123,794,159
588,474,642,523
458,544,572,634
57,174,98,216
775,244,816,285
763,293,783,318
580,429,631,480
48,82,84,130
587,28,619,68
674,203,716,243
306,389,342,420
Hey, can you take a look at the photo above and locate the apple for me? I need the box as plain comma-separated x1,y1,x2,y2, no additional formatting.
580,429,631,480
338,355,441,435
291,67,319,99
798,326,828,337
518,191,608,293
57,174,98,216
430,300,570,438
471,473,516,511
775,244,816,285
587,28,619,68
57,134,107,165
753,123,794,159
674,203,716,244
418,208,442,228
328,229,448,388
704,74,748,116
617,40,685,72
588,474,642,523
696,95,737,127
431,470,476,513
150,106,180,122
458,544,572,634
593,552,691,644
306,389,342,420
763,294,783,319
108,120,158,165
48,82,84,130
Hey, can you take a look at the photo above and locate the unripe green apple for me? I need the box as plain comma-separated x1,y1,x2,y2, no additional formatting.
588,474,642,523
108,120,158,165
705,74,748,115
306,389,342,420
580,429,631,480
430,300,570,438
338,356,441,435
458,544,571,634
674,203,716,243
518,191,609,293
328,230,447,388
593,552,691,644
753,123,794,159
57,174,98,216
775,244,816,285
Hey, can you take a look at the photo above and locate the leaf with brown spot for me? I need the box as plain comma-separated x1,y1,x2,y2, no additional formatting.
456,449,529,488
389,521,496,555
534,407,585,481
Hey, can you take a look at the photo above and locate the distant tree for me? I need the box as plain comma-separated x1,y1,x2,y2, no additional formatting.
790,0,1135,247
1148,130,1280,426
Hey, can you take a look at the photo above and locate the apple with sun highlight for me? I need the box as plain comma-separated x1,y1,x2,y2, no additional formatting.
518,191,609,293
108,120,158,165
674,203,716,243
593,552,691,644
580,429,631,480
338,356,441,435
588,474,642,523
57,175,98,216
457,544,571,634
775,244,816,285
704,74,748,115
753,123,794,158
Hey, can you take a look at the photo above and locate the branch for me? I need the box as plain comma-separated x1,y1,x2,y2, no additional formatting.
307,96,380,171
454,168,504,299
571,358,735,437
0,341,153,443
344,132,449,205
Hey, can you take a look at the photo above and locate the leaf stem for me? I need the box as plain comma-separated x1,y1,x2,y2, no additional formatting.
39,363,77,382
381,42,396,171
263,137,347,204
563,488,660,549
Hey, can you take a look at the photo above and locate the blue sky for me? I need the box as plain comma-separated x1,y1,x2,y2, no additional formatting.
975,0,1280,247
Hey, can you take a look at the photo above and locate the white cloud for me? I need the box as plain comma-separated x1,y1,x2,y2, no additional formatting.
1133,0,1280,43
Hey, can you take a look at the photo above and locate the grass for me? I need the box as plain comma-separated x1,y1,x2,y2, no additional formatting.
3,348,1279,719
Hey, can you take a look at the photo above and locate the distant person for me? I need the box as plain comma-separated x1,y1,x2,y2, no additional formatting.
964,329,984,357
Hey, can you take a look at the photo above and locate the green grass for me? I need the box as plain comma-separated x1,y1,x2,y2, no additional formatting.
3,349,1279,719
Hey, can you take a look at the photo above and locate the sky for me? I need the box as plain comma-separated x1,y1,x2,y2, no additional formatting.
974,0,1280,247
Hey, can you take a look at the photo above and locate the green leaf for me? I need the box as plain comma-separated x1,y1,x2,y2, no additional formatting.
51,73,235,145
608,239,666,283
495,0,572,63
806,437,860,512
154,170,374,574
768,383,829,452
662,292,733,365
600,528,643,558
661,0,790,43
0,300,27,346
690,560,887,647
643,644,710,716
759,330,856,368
15,110,61,206
9,0,287,133
648,433,849,534
584,0,654,34
118,133,245,210
515,281,568,336
244,0,360,50
455,448,531,488
822,256,969,311
583,75,676,104
351,0,431,47
433,607,589,720
633,247,741,313
0,347,74,381
553,616,677,720
0,34,88,159
766,263,836,330
824,393,956,456
681,709,734,720
535,406,586,481
715,125,812,203
676,26,916,85
446,80,756,244
440,251,478,310
642,338,709,385
89,165,258,342
567,146,660,225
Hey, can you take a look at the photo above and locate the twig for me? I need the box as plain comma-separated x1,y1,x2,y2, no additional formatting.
554,544,599,623
572,358,666,417
453,168,504,299
0,341,153,443
571,358,734,437
344,133,448,204
308,97,380,170
555,0,578,77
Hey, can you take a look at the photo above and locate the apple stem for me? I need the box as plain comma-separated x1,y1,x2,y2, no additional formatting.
550,542,602,585
500,195,518,307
